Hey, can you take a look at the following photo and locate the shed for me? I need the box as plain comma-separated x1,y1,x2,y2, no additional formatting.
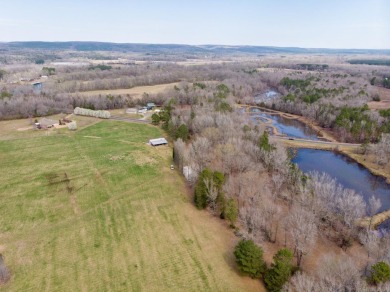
39,118,57,128
149,138,168,146
33,82,42,90
147,103,156,110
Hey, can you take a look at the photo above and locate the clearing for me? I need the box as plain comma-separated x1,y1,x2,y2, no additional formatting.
0,119,263,291
368,87,390,110
76,82,180,98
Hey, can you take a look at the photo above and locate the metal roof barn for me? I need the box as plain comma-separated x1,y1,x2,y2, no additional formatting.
149,138,168,146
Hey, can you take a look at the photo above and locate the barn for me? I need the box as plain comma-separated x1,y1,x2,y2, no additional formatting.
149,138,168,146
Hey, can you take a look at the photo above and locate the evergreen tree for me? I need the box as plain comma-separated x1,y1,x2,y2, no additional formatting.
176,124,189,141
368,261,390,285
258,131,273,152
234,240,266,279
194,169,225,210
194,168,213,209
225,198,238,227
264,248,294,292
151,113,160,125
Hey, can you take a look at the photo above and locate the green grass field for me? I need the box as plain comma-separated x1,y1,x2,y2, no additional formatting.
0,120,262,291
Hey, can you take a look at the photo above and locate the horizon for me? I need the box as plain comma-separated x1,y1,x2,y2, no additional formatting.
0,0,389,50
2,40,390,51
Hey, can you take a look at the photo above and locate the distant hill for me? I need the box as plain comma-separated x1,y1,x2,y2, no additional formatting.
1,41,389,55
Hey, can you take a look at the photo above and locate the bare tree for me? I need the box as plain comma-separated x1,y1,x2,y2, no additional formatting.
316,253,362,291
189,137,211,173
367,195,382,230
203,177,219,214
283,272,319,292
287,207,317,268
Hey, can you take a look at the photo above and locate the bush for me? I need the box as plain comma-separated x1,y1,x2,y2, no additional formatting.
67,121,77,131
0,254,10,285
368,261,390,285
264,248,294,292
234,240,266,279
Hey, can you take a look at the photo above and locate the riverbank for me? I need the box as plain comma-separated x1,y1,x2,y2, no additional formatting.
242,104,390,184
342,149,390,184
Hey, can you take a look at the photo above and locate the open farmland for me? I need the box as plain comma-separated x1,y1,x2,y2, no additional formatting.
0,121,263,291
76,82,180,98
368,87,390,110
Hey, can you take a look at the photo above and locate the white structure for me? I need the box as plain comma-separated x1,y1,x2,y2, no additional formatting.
126,108,137,114
149,138,168,146
74,107,110,119
183,166,194,181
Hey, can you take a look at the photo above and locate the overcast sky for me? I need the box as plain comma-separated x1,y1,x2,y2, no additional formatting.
0,0,389,49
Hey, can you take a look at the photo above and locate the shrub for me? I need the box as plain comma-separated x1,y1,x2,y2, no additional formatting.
234,240,266,279
368,261,390,285
67,121,77,131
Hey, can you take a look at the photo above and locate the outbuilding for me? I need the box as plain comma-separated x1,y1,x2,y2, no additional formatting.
39,118,57,128
149,138,168,146
147,103,156,110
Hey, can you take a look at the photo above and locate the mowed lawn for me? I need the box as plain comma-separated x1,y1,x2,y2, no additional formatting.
0,121,262,291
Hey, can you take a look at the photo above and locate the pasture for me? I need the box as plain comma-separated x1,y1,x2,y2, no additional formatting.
0,120,262,291
76,82,180,98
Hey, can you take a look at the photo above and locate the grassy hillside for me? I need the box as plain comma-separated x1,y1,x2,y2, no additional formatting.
0,120,262,291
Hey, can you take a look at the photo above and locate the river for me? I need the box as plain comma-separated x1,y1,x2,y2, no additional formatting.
248,92,390,228
249,108,320,140
292,149,390,213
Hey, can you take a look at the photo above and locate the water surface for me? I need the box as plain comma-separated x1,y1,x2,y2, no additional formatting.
249,108,319,140
292,149,390,213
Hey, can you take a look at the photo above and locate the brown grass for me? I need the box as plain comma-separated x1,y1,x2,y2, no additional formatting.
368,87,390,110
76,82,180,98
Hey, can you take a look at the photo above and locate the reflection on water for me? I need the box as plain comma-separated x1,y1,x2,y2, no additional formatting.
292,149,390,213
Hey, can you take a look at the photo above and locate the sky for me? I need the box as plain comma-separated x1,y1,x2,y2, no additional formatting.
0,0,389,49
